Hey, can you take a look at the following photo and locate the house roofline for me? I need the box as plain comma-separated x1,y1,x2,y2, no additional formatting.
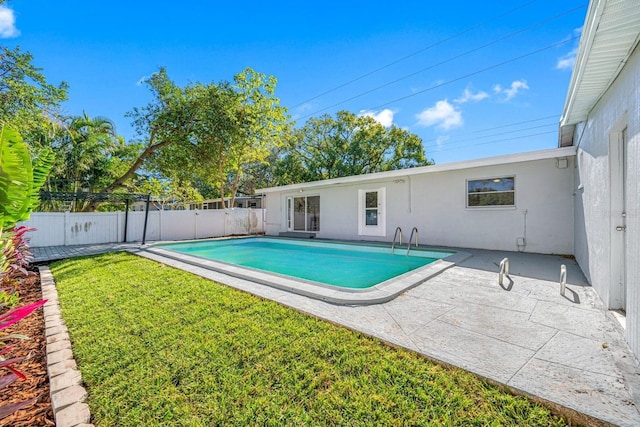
559,0,605,130
559,0,640,146
258,146,576,193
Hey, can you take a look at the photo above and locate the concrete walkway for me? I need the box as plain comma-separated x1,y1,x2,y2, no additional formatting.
35,243,640,426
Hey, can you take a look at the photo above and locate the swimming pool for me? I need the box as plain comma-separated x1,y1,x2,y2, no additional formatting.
157,238,447,289
144,237,470,305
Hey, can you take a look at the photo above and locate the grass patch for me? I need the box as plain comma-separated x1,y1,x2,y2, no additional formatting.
51,252,568,426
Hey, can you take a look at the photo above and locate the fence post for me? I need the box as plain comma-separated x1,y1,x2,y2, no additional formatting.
123,199,129,242
142,193,151,245
63,211,69,246
194,210,198,239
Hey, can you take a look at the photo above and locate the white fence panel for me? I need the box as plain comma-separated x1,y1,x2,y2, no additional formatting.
65,212,120,245
125,211,160,243
195,210,226,239
225,209,265,236
19,209,266,247
160,210,196,241
19,213,66,247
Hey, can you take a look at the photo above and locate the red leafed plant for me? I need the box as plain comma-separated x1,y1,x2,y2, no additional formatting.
1,226,36,290
0,299,46,419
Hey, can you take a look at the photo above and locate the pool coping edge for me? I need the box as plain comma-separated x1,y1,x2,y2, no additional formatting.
139,245,471,305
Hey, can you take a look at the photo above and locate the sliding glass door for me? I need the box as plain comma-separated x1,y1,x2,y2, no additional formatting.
288,195,320,232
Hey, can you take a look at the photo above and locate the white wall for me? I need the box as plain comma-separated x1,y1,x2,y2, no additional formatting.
265,154,575,254
572,42,640,357
20,209,265,247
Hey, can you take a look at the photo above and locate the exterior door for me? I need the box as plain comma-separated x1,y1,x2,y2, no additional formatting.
610,126,627,312
287,196,320,232
358,188,386,237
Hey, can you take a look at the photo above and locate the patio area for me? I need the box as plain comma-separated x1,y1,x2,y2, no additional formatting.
35,243,640,426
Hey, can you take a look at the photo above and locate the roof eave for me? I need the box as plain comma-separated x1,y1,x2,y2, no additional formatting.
258,147,577,194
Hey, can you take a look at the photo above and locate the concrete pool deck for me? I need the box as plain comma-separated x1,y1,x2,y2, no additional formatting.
35,242,640,426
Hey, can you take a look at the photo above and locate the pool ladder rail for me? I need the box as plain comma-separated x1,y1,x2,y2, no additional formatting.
406,227,418,256
391,227,403,254
392,227,419,255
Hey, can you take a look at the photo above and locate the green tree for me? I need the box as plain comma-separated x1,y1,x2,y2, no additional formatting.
42,113,142,211
276,111,432,184
96,69,193,199
0,46,68,142
132,177,202,210
145,67,290,208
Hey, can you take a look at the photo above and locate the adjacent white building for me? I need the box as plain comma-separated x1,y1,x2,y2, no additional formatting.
260,0,640,359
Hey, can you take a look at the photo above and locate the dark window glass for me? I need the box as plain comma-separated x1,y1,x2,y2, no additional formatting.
467,177,515,207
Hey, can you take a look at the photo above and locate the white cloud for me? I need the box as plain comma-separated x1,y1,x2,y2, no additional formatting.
556,47,577,70
359,108,395,127
503,80,529,100
415,100,462,130
493,80,529,101
556,27,582,71
0,5,20,38
454,86,489,104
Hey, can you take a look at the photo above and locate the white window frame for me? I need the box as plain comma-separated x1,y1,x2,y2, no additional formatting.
466,176,516,209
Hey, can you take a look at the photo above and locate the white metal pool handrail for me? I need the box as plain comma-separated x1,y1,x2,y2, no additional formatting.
391,227,403,254
560,264,567,296
406,227,418,256
498,257,509,286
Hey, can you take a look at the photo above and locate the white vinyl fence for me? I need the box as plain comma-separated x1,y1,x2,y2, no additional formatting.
19,209,266,247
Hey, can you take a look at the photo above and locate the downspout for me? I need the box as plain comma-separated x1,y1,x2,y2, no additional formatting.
407,175,412,213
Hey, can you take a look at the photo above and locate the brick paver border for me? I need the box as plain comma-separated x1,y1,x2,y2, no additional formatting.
39,266,93,427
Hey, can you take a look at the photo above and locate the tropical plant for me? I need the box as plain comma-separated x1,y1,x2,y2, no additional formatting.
0,226,35,291
41,113,141,212
0,125,53,229
0,291,19,311
0,124,50,419
0,300,46,419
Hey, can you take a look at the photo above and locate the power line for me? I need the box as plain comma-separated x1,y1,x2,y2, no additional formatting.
297,5,585,119
291,0,539,109
423,122,557,149
432,130,557,153
471,114,558,133
365,35,579,112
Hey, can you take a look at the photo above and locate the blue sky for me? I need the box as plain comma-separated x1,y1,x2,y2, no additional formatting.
1,0,585,164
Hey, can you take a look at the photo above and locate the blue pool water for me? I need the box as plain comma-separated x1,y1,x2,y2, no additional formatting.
159,238,451,289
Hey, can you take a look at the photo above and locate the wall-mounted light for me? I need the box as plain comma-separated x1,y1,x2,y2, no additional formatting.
557,157,568,169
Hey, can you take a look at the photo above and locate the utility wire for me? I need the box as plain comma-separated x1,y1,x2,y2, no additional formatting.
291,0,539,109
433,130,557,153
298,5,585,119
471,114,558,133
365,35,579,112
423,122,557,149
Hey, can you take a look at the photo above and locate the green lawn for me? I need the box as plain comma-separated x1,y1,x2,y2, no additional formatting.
51,252,567,426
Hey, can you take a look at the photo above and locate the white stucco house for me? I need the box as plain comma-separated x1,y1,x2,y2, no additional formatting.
559,0,640,360
259,0,640,359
